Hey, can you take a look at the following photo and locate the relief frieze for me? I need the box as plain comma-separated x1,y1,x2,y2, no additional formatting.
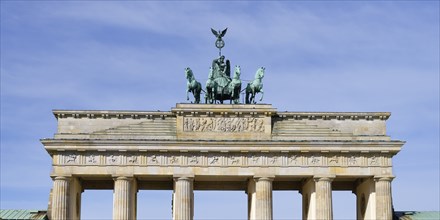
107,154,120,165
183,117,265,132
66,154,78,164
56,152,390,168
86,154,98,165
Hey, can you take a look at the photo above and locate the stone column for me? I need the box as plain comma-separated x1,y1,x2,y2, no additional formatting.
247,178,257,220
354,178,375,220
51,176,70,220
375,176,394,220
173,176,194,220
69,177,82,220
300,178,316,220
113,176,135,220
255,177,273,220
314,176,334,220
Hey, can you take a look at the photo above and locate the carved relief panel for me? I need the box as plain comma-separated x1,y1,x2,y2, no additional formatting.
183,117,265,132
55,151,390,168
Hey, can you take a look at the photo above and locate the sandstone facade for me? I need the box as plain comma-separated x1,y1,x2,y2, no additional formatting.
42,104,404,220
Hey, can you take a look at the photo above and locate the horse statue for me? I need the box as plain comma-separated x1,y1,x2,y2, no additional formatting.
211,65,242,104
185,67,202,104
228,65,242,104
205,67,217,104
245,67,265,104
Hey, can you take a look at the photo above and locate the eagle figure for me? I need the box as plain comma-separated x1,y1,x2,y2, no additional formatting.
211,28,228,40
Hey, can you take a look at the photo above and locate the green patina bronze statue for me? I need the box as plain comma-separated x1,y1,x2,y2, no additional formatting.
185,67,202,104
245,67,265,104
184,28,266,104
211,28,227,56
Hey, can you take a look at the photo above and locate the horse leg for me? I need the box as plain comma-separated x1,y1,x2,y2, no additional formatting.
235,86,241,104
245,85,250,104
250,93,254,104
195,92,199,104
196,86,202,104
259,89,264,101
211,88,215,104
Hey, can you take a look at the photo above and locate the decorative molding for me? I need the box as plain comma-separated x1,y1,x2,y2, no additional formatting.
53,110,174,120
55,151,391,168
53,109,390,121
275,112,390,121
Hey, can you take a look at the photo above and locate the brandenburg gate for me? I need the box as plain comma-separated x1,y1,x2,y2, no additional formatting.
42,28,403,220
42,104,403,220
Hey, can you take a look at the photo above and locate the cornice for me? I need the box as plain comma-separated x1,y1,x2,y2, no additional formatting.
41,138,404,154
275,112,391,121
52,109,391,121
171,103,277,117
52,110,173,120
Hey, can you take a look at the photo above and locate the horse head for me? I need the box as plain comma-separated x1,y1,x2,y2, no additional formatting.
185,67,193,80
233,65,241,79
255,67,265,79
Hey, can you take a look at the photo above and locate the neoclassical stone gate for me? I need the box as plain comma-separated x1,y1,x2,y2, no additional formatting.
42,104,403,220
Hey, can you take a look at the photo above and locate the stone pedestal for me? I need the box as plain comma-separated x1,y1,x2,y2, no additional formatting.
375,176,394,220
315,177,333,220
173,177,194,220
51,176,70,220
113,177,136,220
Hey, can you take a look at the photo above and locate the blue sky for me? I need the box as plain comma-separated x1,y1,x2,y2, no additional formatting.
1,1,438,219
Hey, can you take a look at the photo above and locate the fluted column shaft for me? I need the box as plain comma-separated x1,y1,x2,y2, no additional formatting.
51,176,70,220
255,177,273,220
173,177,194,220
315,177,333,220
375,177,393,220
113,177,133,220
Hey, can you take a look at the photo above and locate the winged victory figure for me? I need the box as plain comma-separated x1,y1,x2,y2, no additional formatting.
211,28,228,41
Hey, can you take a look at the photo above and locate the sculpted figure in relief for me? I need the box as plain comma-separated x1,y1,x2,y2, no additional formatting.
66,154,77,163
87,155,97,164
370,156,378,165
183,117,265,132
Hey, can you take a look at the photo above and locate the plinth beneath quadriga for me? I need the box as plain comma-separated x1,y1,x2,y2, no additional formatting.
42,104,403,220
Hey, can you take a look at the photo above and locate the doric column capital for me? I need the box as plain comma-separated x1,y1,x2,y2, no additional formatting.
113,176,134,181
313,175,335,182
255,176,274,182
374,176,395,182
174,176,194,182
51,176,71,181
173,174,194,181
254,175,275,181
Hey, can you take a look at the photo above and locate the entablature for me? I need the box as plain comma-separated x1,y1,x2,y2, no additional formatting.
42,139,404,155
